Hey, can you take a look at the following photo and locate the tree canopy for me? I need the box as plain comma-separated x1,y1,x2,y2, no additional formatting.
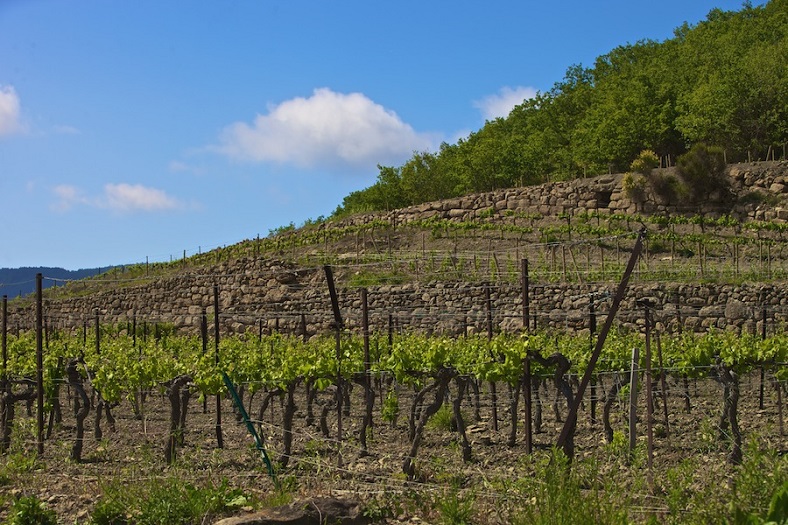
335,0,787,217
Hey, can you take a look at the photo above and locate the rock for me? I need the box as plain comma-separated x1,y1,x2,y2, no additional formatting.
214,498,369,525
724,299,751,321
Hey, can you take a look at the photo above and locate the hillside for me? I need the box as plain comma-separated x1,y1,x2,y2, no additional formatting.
6,161,787,336
0,266,114,299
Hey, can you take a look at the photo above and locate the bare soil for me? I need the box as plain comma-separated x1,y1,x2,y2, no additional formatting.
0,369,785,524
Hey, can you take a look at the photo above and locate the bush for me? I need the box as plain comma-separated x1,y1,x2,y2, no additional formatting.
630,150,659,175
622,173,647,202
676,143,728,201
649,172,686,204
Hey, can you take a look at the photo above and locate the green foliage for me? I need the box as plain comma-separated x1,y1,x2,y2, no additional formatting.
435,489,475,525
268,222,296,237
4,496,58,525
727,439,788,523
512,451,628,525
90,498,129,525
630,150,660,174
260,474,297,508
649,171,685,203
333,2,786,216
765,481,788,524
381,388,399,424
676,143,729,201
622,172,647,202
91,476,250,525
426,405,455,432
654,438,787,525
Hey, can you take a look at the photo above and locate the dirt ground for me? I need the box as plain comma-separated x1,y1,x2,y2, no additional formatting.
0,369,785,524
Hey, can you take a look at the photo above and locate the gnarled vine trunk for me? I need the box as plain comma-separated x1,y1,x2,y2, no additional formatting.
603,372,629,443
403,367,454,480
164,374,192,464
66,359,90,462
715,362,742,465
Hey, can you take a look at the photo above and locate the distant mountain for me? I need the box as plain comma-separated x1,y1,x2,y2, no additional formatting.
0,267,113,299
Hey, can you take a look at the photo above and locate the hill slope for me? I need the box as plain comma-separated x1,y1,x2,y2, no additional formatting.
0,266,113,299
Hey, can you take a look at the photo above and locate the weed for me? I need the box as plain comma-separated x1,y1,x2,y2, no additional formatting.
91,476,250,525
436,489,475,525
5,495,58,525
363,497,395,521
427,405,455,432
512,450,628,525
381,389,399,425
261,474,297,508
90,498,128,525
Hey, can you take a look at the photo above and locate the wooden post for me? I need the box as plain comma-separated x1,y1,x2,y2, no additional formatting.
640,299,654,479
387,313,393,349
589,295,597,426
2,295,7,382
522,259,532,454
656,332,670,435
94,309,100,356
324,266,344,467
36,274,44,455
214,285,223,448
557,228,646,455
359,288,373,455
628,344,640,456
760,305,767,409
762,305,783,435
201,308,208,414
485,285,498,432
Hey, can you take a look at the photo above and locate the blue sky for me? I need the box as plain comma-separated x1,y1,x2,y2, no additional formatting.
0,0,758,270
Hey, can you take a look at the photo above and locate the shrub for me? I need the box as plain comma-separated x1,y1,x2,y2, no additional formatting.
676,143,728,201
630,150,659,175
649,172,686,204
622,173,647,202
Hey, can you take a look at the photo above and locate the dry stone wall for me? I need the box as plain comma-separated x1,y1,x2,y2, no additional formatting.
9,271,787,338
331,161,788,228
8,162,787,337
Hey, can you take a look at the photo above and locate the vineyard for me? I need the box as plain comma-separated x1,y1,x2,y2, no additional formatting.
0,251,786,523
43,206,788,295
1,166,787,523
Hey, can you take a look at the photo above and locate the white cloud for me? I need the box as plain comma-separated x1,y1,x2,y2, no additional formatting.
102,183,180,212
0,85,23,137
51,184,87,212
474,86,538,121
51,183,182,213
216,88,436,171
